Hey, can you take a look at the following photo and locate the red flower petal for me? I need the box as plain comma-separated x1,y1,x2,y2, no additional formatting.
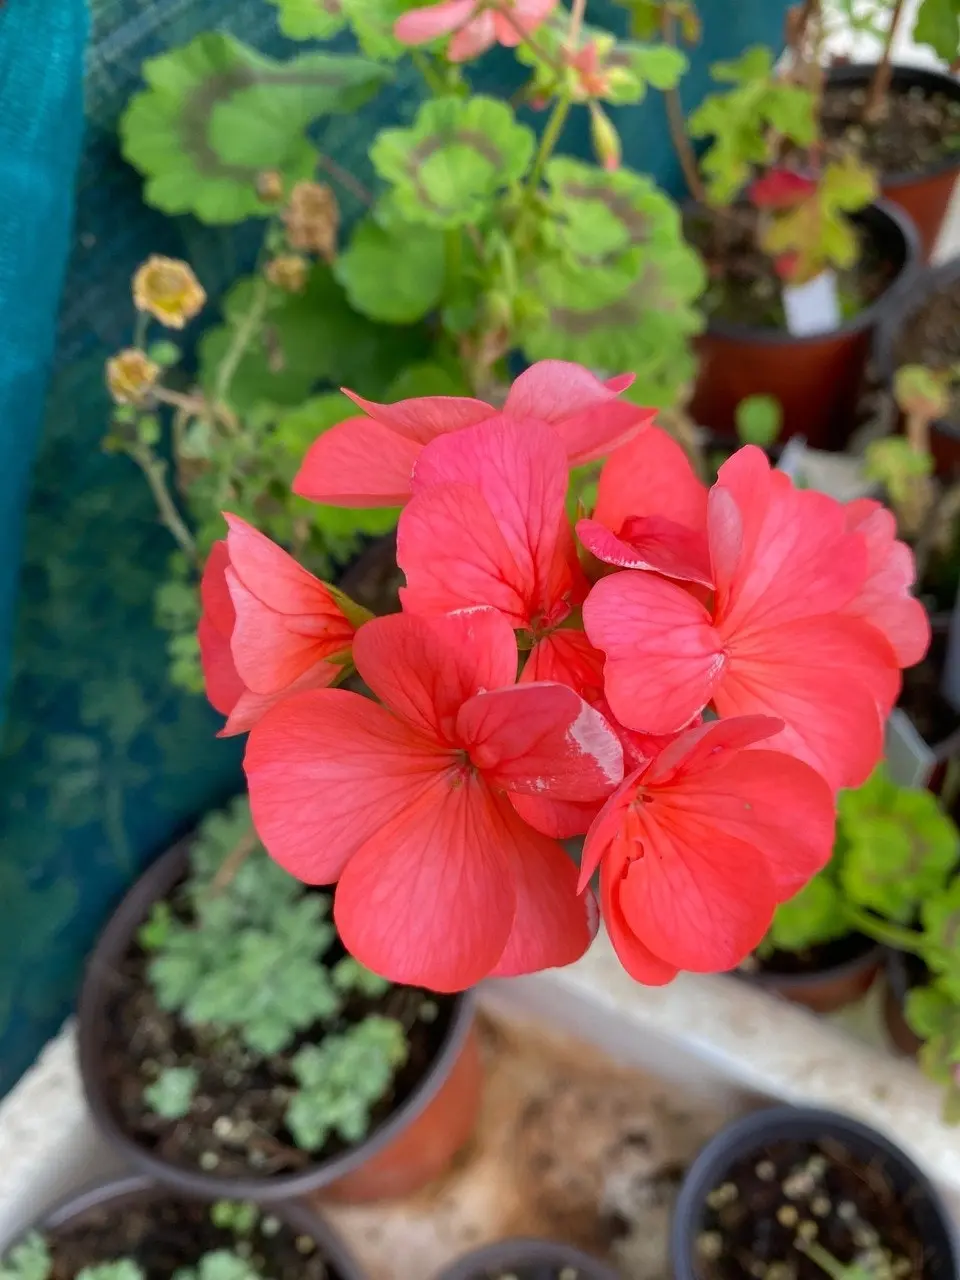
601,847,679,986
509,792,603,838
333,772,516,990
293,415,421,507
447,10,497,57
457,682,623,799
341,388,493,445
577,515,713,585
198,613,244,718
503,360,652,466
244,689,450,883
394,0,478,44
352,610,517,744
520,629,606,701
843,499,931,669
583,571,724,734
593,425,707,539
749,169,817,210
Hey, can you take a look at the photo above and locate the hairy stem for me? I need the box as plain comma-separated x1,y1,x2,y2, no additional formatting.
210,826,261,893
494,4,565,73
528,92,571,192
863,0,905,123
566,0,587,50
845,907,926,956
662,9,706,203
411,48,450,96
129,442,198,564
214,275,270,408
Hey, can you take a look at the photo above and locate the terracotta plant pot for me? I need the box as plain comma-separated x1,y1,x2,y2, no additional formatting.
874,254,960,480
827,64,960,261
741,936,883,1014
689,200,920,448
78,841,482,1205
883,948,927,1059
436,1238,622,1280
671,1106,959,1280
5,1174,366,1277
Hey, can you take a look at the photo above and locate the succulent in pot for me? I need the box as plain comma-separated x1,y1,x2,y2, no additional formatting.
436,1239,622,1280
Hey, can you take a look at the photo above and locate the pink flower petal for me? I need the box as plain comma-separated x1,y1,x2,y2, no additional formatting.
643,715,784,785
503,360,652,466
520,629,606,702
509,792,603,838
448,11,497,58
843,499,931,669
394,0,478,44
458,681,623,799
244,689,450,883
489,813,597,976
601,849,680,986
577,515,713,585
334,772,516,990
593,426,707,539
293,415,421,507
351,610,517,745
583,572,724,734
341,388,493,445
199,613,244,718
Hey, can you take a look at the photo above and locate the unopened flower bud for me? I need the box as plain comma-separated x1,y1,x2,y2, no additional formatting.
589,102,621,172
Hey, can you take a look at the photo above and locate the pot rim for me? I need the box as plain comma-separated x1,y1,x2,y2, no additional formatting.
669,1105,960,1280
1,1173,366,1277
743,935,883,993
77,838,476,1202
884,944,931,1006
434,1237,622,1280
873,251,960,444
825,62,960,188
692,199,920,347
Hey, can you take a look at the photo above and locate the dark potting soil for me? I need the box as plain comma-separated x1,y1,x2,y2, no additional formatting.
695,1137,934,1280
822,82,960,178
101,876,455,1179
744,933,874,979
892,281,960,431
684,205,893,331
39,1194,341,1280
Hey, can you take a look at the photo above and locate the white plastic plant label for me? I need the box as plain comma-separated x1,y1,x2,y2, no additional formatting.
885,708,937,789
782,270,842,337
776,435,807,483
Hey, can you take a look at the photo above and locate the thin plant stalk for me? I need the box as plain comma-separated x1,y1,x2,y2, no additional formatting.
214,275,270,408
528,92,572,191
845,907,926,956
661,9,705,203
863,0,906,123
129,441,199,565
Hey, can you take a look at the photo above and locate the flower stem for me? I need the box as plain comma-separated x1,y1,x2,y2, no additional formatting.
528,92,571,193
411,49,449,96
845,907,926,956
318,153,373,206
445,228,463,296
214,275,270,408
493,5,565,74
129,441,199,564
863,0,905,123
565,0,586,50
661,8,705,203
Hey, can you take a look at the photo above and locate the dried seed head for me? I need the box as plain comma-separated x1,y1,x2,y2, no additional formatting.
257,169,284,202
266,254,309,293
696,1233,724,1261
756,1160,777,1182
106,348,160,406
284,181,339,259
133,256,206,329
777,1206,799,1228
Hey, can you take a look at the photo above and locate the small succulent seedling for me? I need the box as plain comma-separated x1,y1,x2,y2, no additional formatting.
0,1235,51,1280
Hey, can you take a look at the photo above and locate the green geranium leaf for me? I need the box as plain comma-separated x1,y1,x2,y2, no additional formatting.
335,213,445,323
519,160,703,406
920,878,960,977
267,0,348,40
385,360,469,399
371,96,535,228
121,33,390,223
914,0,960,61
766,873,849,953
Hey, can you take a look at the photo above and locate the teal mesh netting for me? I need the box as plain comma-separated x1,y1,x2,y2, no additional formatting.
0,0,793,1097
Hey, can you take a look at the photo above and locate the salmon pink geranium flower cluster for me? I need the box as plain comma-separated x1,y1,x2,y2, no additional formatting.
198,360,930,992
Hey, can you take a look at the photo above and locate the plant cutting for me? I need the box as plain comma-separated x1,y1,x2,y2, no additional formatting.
196,358,929,991
671,1106,958,1280
436,1238,621,1280
787,0,960,258
743,764,958,1014
0,1177,365,1280
78,798,482,1202
676,42,918,444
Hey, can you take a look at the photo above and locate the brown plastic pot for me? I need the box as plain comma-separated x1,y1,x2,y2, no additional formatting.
689,200,920,448
436,1238,622,1280
6,1174,366,1277
874,254,960,480
78,840,482,1205
883,948,927,1058
741,937,883,1014
827,64,960,261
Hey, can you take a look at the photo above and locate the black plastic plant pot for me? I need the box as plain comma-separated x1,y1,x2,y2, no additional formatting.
874,254,960,481
77,840,482,1205
826,64,960,261
671,1106,959,1280
1,1174,366,1277
436,1238,622,1280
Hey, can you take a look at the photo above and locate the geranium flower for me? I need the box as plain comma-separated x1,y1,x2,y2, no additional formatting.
749,169,818,211
394,0,556,63
199,514,366,737
576,425,711,585
293,360,654,507
244,609,623,990
132,255,205,329
579,716,836,984
842,498,931,668
583,447,902,791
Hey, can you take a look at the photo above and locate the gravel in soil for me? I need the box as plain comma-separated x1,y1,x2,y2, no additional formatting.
822,83,960,179
893,282,960,432
101,878,454,1180
40,1194,341,1280
740,935,875,980
685,206,893,331
695,1137,933,1280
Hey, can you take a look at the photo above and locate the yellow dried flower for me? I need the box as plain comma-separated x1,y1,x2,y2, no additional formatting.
133,256,206,329
283,181,339,260
266,254,309,293
106,349,160,406
256,170,285,203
